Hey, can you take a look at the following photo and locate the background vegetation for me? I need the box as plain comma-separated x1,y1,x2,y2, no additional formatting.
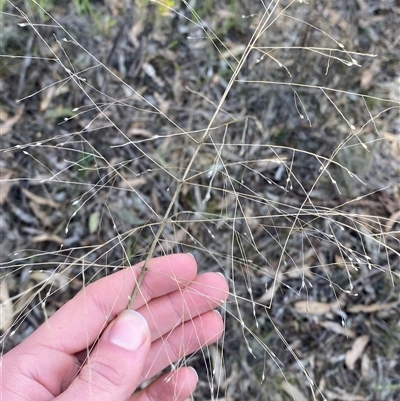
1,1,399,400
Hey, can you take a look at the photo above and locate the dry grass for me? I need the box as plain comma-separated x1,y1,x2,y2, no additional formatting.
1,0,400,400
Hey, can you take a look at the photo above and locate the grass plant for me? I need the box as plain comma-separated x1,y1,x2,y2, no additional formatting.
1,0,399,400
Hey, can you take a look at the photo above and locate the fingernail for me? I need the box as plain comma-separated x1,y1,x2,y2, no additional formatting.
109,310,149,351
216,272,226,279
186,253,196,260
188,367,198,383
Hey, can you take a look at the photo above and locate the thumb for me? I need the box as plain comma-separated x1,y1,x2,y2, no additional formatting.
57,310,151,401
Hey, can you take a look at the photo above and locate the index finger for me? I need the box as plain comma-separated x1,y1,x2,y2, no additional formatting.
24,253,198,354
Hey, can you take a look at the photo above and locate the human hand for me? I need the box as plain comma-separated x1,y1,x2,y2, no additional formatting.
1,254,228,401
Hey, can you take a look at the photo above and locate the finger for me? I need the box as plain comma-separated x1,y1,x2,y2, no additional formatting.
74,272,228,371
129,368,198,401
74,272,228,365
140,310,224,382
25,254,197,355
56,310,151,401
138,272,229,342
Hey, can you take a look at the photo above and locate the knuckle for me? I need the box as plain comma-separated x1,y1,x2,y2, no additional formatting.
79,356,126,391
